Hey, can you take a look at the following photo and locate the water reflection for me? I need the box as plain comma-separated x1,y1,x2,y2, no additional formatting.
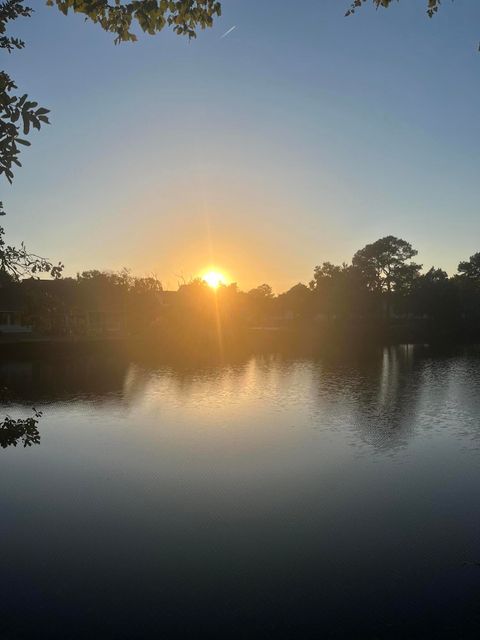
1,346,480,453
308,346,424,451
1,347,480,638
0,356,128,403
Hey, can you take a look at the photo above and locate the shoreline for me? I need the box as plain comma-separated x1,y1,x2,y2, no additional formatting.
0,328,478,361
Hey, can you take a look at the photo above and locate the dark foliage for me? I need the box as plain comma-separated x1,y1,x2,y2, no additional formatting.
46,0,222,42
0,409,41,447
346,0,442,18
0,2,50,184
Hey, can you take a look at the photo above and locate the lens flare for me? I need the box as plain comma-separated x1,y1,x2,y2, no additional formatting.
202,270,227,289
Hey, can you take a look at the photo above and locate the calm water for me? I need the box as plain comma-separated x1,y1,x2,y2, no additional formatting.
1,346,480,639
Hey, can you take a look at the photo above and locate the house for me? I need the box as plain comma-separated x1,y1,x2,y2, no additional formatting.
0,279,180,338
21,278,127,337
0,287,32,334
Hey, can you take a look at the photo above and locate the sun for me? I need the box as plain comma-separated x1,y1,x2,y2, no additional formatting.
202,270,227,289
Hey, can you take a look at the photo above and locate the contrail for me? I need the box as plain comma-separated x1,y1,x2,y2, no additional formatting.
220,25,236,39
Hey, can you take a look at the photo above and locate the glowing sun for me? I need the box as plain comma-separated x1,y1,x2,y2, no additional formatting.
202,270,227,289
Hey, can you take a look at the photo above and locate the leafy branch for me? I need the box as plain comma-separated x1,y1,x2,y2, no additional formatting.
0,226,64,281
0,71,50,183
345,0,442,18
46,0,222,42
0,409,42,448
0,0,31,51
1,2,50,183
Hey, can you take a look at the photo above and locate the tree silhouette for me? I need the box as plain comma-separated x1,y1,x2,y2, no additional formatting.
411,267,459,330
0,226,63,282
458,253,480,280
248,284,274,300
346,0,441,18
352,236,421,320
1,3,50,185
310,261,371,321
46,0,222,42
277,283,313,321
352,237,420,294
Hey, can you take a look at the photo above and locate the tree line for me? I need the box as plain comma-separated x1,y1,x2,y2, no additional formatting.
3,234,479,347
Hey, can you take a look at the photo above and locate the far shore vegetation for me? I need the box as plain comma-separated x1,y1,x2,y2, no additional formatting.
1,235,480,355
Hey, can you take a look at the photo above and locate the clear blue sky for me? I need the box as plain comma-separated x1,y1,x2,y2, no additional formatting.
3,0,480,291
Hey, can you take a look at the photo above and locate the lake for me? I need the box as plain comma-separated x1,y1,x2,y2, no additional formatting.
1,346,480,638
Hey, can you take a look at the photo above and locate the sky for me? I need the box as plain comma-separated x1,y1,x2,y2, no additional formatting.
3,0,480,292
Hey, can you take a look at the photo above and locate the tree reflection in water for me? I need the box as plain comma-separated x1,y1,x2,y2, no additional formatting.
0,345,478,451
